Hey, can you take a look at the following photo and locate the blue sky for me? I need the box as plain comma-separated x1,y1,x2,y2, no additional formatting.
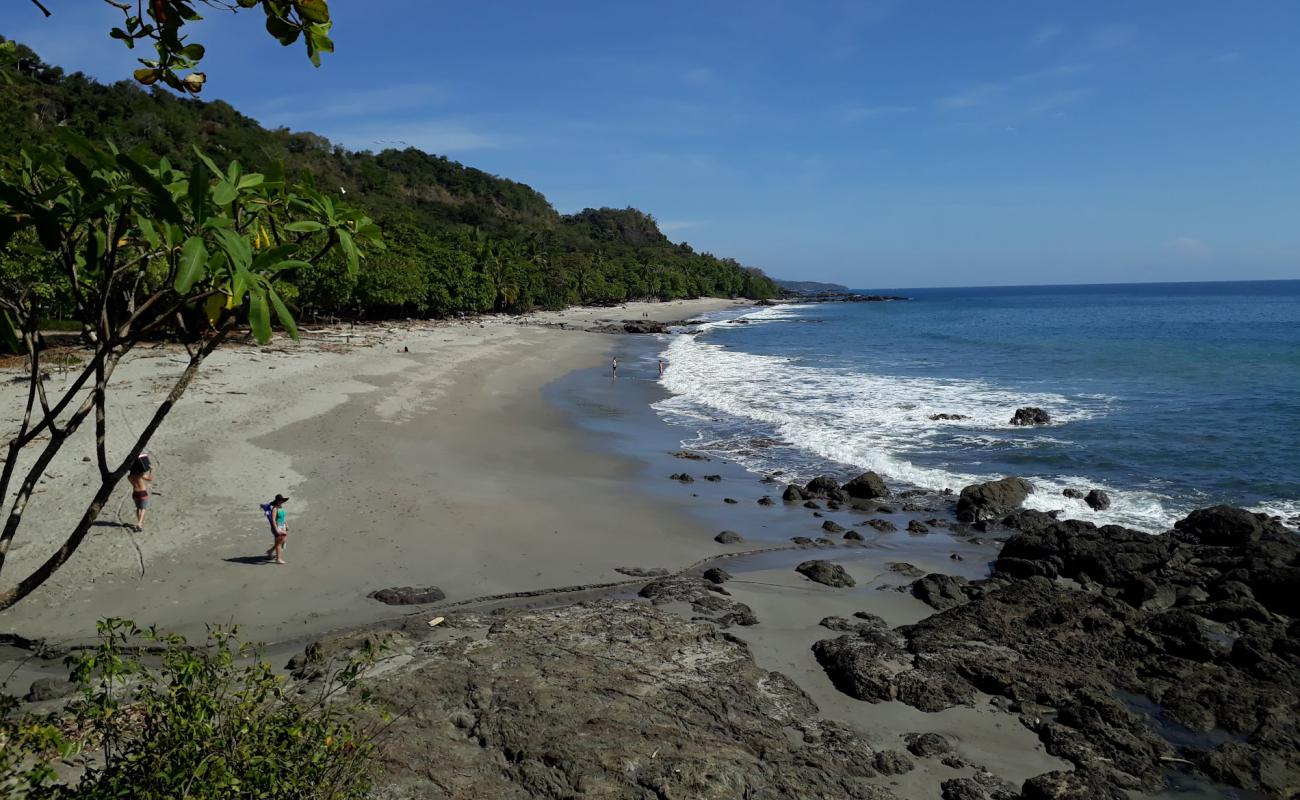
10,1,1300,287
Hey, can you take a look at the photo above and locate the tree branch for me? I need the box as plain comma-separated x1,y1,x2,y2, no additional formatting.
0,317,236,611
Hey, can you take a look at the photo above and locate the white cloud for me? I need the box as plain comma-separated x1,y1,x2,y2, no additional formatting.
1169,237,1214,260
1027,23,1063,49
258,84,449,126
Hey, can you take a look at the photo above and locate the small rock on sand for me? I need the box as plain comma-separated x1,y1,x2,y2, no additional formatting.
714,530,743,544
796,560,856,588
367,586,446,605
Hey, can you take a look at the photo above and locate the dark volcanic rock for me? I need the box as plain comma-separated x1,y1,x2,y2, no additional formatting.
714,530,743,544
887,562,925,578
671,450,708,461
702,567,732,584
906,520,930,534
843,471,890,499
941,771,1019,800
723,497,738,504
822,520,846,534
804,475,847,501
1010,406,1051,426
911,573,969,610
703,474,722,482
1020,769,1129,800
804,500,822,509
1062,488,1085,499
782,484,806,503
810,504,1300,798
669,472,694,482
904,732,954,758
363,601,911,799
368,586,446,605
867,518,897,532
757,495,775,506
843,530,865,542
1173,505,1271,546
955,476,1034,523
1084,489,1111,511
796,560,856,588
929,413,969,421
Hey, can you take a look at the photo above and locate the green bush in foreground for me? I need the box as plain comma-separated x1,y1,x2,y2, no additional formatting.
0,619,380,799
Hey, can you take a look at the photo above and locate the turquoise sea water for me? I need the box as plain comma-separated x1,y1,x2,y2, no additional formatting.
655,280,1300,531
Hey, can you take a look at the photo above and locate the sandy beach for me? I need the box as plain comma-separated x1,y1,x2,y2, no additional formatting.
0,298,744,645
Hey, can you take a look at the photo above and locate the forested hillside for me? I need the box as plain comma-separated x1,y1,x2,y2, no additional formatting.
0,39,778,319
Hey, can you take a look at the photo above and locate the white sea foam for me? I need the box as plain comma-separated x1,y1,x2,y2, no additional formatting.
652,306,1218,532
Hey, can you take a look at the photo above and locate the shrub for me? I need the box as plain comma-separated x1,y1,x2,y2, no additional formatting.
1,618,381,799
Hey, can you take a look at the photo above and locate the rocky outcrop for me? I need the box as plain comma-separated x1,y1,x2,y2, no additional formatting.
929,413,969,421
796,560,856,588
821,520,845,534
812,505,1300,798
843,471,890,499
367,586,446,605
1010,407,1051,426
360,601,911,799
714,530,743,544
955,477,1034,523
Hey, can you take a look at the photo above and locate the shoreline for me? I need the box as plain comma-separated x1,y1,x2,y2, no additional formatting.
4,295,1295,798
0,297,746,647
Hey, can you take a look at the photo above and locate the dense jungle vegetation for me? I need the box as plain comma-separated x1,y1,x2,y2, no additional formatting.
0,37,779,322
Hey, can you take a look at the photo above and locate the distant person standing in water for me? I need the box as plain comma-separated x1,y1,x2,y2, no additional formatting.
611,357,618,377
658,359,665,376
127,452,152,531
263,494,290,565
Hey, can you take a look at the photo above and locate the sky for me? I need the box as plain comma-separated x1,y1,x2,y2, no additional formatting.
9,1,1300,288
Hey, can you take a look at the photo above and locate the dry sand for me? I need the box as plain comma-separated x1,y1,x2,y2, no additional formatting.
0,298,743,645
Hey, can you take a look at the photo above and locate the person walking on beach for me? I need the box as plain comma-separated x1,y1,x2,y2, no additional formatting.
611,357,619,377
263,494,290,565
127,452,152,531
658,358,664,376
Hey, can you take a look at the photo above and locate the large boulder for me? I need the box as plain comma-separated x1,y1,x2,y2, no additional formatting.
911,574,970,610
956,477,1034,523
1173,506,1268,546
782,484,806,503
796,560,856,588
804,476,845,500
1010,407,1051,426
1084,490,1111,511
843,471,890,499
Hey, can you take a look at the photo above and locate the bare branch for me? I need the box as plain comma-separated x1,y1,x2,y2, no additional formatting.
0,317,236,611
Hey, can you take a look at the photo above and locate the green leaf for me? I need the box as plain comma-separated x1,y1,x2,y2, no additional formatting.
248,289,271,343
337,228,359,276
191,146,224,181
237,173,264,190
283,220,325,233
175,235,208,293
188,161,208,224
213,228,252,270
137,216,161,249
263,259,311,274
212,180,238,206
115,152,183,223
181,43,206,60
267,286,299,340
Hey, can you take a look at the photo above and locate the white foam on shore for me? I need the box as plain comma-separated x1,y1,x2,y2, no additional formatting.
653,306,1223,533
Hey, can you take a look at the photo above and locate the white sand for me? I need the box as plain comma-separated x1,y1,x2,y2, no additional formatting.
0,298,745,644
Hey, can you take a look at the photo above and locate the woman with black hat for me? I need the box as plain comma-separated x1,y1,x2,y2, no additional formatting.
264,494,290,565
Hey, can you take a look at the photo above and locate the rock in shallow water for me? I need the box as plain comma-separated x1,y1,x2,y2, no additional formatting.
1010,406,1051,426
843,471,890,499
714,530,742,544
955,476,1034,523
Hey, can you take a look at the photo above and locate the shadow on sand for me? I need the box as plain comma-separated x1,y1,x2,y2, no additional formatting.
223,555,273,566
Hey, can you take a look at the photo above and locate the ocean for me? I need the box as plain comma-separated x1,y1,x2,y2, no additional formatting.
654,280,1300,532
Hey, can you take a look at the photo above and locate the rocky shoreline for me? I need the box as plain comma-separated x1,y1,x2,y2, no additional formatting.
282,472,1295,797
